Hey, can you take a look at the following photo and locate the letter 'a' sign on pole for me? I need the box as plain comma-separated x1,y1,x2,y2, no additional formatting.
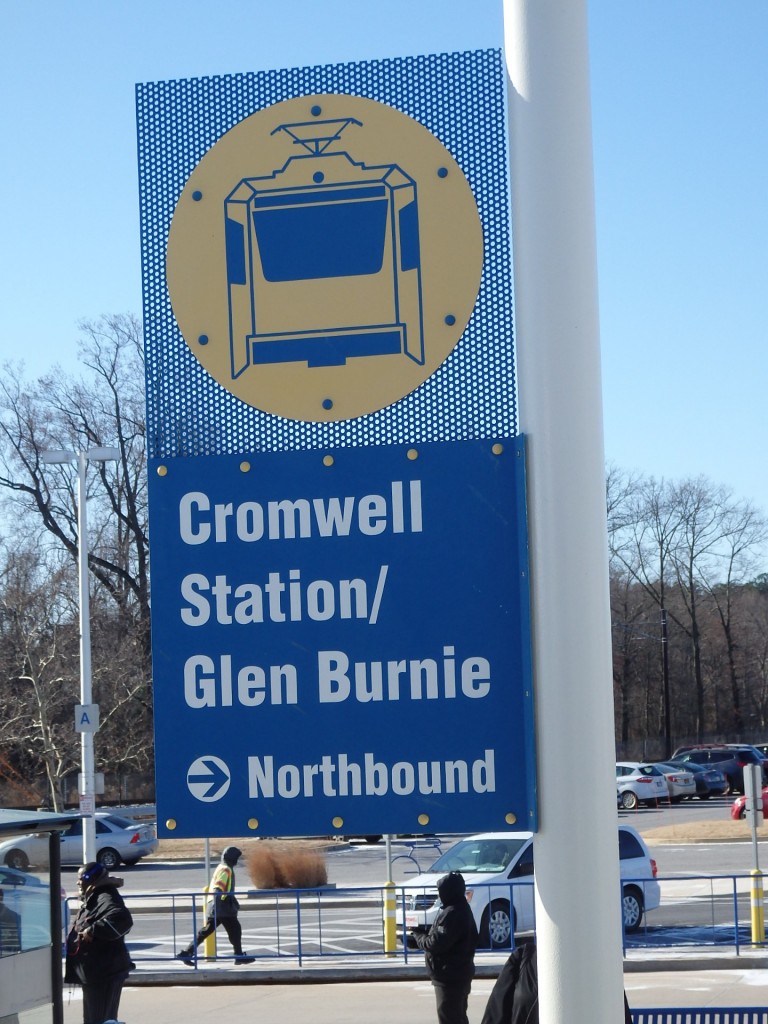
75,704,99,733
137,47,536,839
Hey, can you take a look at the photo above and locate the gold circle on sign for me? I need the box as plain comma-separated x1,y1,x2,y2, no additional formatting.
167,94,484,421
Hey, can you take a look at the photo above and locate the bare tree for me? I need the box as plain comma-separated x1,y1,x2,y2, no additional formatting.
0,315,151,805
698,499,767,733
607,469,768,746
0,542,79,809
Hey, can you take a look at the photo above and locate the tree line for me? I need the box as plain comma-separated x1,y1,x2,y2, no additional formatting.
0,317,765,808
608,467,768,759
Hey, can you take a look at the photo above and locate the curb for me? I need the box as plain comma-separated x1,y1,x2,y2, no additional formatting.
121,953,768,986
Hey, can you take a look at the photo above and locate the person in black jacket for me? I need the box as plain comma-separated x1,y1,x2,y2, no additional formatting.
481,942,538,1024
0,888,21,954
64,861,133,1024
411,871,478,1024
482,942,633,1024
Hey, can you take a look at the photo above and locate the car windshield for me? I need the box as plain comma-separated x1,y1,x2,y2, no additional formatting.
669,760,705,773
427,838,529,874
102,815,136,829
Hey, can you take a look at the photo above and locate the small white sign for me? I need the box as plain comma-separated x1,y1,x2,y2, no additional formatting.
78,772,105,795
75,704,100,732
79,795,95,815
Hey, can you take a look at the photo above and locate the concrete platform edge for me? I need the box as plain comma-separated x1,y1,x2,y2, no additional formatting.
121,954,768,986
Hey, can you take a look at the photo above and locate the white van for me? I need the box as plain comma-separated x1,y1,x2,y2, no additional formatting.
396,825,659,948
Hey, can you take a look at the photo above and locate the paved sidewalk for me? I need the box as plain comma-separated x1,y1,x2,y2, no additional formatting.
58,968,768,1024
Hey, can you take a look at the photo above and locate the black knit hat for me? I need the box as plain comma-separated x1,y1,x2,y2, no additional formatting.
222,846,242,866
79,862,107,886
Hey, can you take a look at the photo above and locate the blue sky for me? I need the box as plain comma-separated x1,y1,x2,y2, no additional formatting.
1,1,766,520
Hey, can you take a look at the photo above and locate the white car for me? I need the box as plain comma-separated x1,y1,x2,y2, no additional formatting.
653,762,696,803
396,826,660,948
616,762,669,810
0,812,158,871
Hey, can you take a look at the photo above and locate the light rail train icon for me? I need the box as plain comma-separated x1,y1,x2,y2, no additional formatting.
224,117,425,377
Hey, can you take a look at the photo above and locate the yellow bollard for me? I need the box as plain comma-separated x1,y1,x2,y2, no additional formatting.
750,869,765,945
383,881,397,956
203,887,217,960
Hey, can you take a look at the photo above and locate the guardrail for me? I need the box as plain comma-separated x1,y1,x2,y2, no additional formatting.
61,872,768,969
624,873,766,955
633,1013,768,1024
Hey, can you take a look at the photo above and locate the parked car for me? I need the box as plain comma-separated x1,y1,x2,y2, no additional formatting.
616,762,669,810
665,759,728,799
395,826,660,947
731,787,768,820
652,763,697,802
0,812,158,871
0,866,68,950
719,744,768,781
671,746,767,792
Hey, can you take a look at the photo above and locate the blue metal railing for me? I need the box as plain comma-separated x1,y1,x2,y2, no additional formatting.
632,1012,768,1024
63,872,767,969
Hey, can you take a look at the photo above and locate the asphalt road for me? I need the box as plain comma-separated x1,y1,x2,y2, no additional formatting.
52,799,763,966
62,795,751,893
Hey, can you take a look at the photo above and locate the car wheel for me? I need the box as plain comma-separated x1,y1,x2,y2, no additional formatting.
620,791,638,811
97,848,121,870
622,886,644,933
4,849,29,871
364,836,383,844
480,900,513,948
699,792,710,800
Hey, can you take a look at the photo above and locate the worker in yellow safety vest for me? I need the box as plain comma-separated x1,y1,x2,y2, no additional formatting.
176,846,254,965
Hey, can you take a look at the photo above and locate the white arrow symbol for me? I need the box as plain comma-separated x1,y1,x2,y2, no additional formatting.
187,756,231,802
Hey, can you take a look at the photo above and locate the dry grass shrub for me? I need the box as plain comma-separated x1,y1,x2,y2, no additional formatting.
246,841,328,889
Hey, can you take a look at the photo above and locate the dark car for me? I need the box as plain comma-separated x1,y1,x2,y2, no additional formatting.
666,758,728,799
671,745,767,793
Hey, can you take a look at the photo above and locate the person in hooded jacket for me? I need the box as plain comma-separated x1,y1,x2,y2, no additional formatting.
481,942,538,1024
411,871,478,1024
176,845,254,965
481,942,633,1024
64,861,133,1024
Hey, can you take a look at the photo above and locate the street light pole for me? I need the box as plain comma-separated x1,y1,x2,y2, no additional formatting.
42,446,120,864
661,607,671,759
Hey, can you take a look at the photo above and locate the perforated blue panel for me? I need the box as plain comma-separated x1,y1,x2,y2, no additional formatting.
137,49,516,457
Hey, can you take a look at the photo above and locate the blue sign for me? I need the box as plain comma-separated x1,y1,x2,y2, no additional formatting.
149,438,534,839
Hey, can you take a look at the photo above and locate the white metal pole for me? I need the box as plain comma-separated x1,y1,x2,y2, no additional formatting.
504,2,626,1023
77,451,97,863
